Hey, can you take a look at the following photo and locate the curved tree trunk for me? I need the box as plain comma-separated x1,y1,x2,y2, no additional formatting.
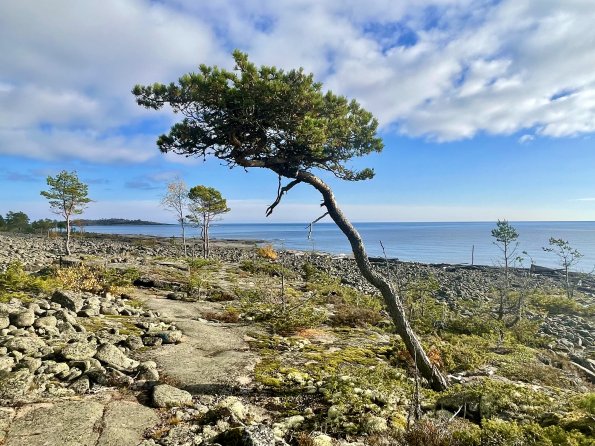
297,170,448,391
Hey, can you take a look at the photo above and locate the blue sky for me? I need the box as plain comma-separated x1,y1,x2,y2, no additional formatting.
1,0,594,223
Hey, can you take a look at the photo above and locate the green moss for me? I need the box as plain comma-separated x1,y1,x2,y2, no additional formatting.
437,378,568,422
79,315,142,336
578,393,595,415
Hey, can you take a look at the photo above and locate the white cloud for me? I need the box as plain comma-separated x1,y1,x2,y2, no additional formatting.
1,0,595,162
0,0,224,161
518,134,534,144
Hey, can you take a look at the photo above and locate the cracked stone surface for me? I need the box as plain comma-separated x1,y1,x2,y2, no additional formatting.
95,400,158,446
141,291,258,392
3,397,157,446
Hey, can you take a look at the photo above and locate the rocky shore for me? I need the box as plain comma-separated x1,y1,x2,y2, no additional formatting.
0,232,593,445
2,232,593,353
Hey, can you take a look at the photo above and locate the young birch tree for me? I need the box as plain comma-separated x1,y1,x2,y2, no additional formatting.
543,238,583,298
187,185,230,258
162,178,189,256
40,170,91,255
133,51,448,390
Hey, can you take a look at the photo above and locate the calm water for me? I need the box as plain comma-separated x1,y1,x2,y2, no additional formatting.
84,221,595,270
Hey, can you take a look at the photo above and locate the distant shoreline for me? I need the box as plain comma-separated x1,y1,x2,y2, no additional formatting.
76,218,170,226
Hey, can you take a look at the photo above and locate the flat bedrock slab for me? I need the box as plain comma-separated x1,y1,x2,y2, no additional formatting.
4,400,104,446
4,398,158,446
96,400,159,446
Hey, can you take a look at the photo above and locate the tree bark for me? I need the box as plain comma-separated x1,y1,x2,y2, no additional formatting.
65,216,71,255
181,218,187,256
296,170,448,391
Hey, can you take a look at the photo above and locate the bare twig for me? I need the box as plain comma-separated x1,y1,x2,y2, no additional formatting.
380,240,392,281
266,177,301,216
306,212,329,239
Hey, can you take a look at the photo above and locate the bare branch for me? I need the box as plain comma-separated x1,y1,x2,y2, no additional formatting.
265,178,301,216
306,211,329,239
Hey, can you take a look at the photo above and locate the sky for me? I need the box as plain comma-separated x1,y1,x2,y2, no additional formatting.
0,0,594,223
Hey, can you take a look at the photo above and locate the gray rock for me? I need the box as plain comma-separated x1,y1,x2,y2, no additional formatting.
95,400,159,446
0,315,10,330
4,336,46,354
125,335,144,350
152,384,193,408
0,369,35,402
10,310,35,328
34,315,57,329
137,361,159,381
0,356,15,372
142,336,163,347
51,290,84,312
69,376,90,394
3,399,103,446
153,330,183,344
213,425,276,446
18,357,42,373
94,343,139,372
61,341,97,361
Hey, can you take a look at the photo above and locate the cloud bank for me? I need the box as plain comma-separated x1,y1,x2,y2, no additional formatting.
1,0,595,162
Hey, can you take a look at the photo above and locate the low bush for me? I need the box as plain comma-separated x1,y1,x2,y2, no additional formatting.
237,288,325,335
257,244,278,260
0,261,52,301
330,304,383,327
529,292,595,317
52,265,140,295
240,259,295,278
201,307,241,323
186,258,218,271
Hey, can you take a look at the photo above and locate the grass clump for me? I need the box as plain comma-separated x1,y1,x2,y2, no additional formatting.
237,288,325,335
529,292,595,317
0,261,52,302
240,259,295,278
186,258,219,271
201,306,241,323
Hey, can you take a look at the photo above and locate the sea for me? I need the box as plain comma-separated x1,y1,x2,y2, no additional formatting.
82,221,595,270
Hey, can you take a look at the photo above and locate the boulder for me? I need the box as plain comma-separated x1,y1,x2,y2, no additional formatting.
152,384,193,408
51,290,84,313
125,335,144,350
142,336,162,347
0,315,9,330
137,361,159,381
0,369,35,401
10,311,35,328
152,330,182,344
69,376,90,394
94,344,139,372
61,341,97,361
4,336,46,354
34,316,57,329
213,426,276,446
0,356,15,372
312,435,334,446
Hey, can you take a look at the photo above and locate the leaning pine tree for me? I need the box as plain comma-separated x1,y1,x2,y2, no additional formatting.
133,51,448,391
